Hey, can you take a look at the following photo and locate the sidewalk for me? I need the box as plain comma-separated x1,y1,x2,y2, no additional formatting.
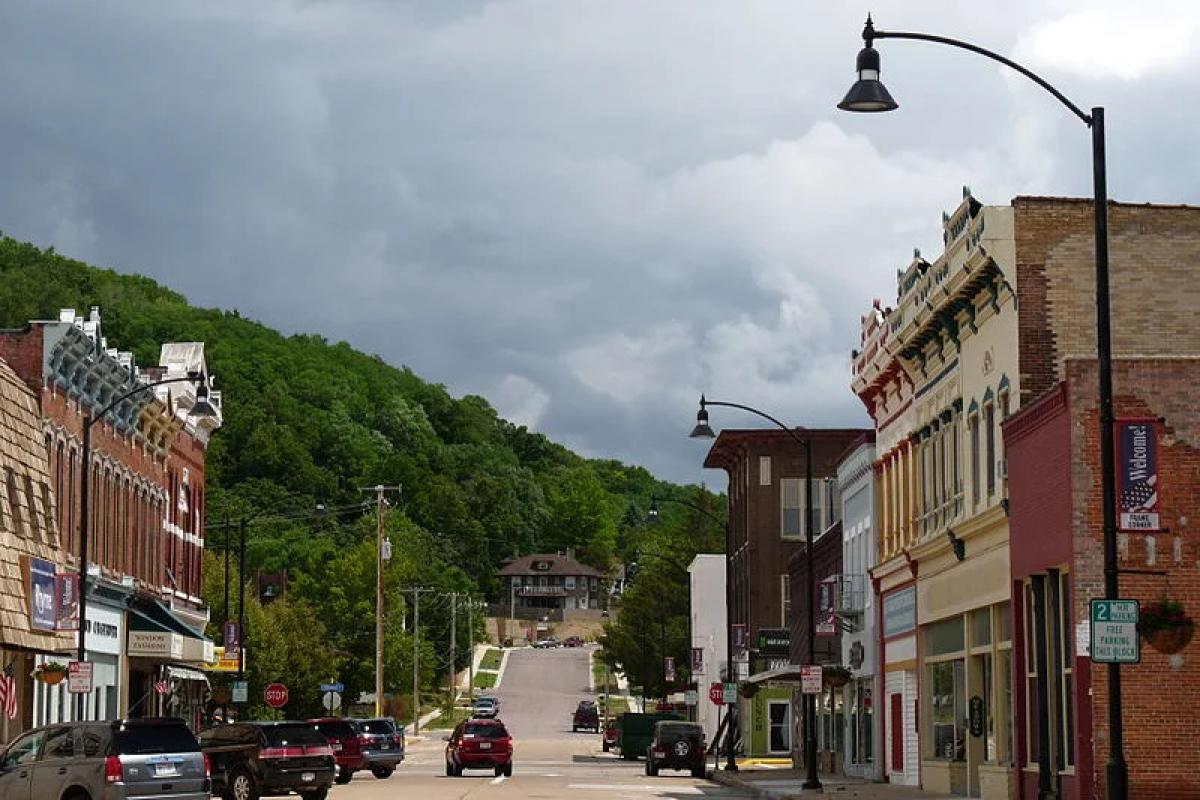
710,768,956,799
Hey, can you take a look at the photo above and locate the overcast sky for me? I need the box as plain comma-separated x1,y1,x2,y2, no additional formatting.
2,1,1198,485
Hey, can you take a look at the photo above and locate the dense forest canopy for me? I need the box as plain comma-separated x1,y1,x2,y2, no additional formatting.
0,235,723,714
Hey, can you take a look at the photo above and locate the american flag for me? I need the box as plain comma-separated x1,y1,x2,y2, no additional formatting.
0,662,17,720
154,679,171,696
1121,474,1157,512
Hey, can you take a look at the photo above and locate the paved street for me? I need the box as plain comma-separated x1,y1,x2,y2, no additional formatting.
334,645,747,800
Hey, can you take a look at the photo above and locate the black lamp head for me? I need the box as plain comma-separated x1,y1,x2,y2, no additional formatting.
647,499,661,521
838,37,899,113
189,379,219,420
689,397,716,439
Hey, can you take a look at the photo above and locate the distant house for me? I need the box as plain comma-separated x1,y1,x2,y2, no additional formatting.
498,553,606,612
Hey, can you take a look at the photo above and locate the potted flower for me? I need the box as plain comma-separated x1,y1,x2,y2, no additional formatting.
823,665,852,689
33,661,68,686
1138,598,1194,655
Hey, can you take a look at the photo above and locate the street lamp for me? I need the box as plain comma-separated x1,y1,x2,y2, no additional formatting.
838,16,1124,798
76,372,215,717
690,395,819,789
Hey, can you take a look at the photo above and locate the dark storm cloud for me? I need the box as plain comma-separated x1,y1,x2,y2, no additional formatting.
1,1,1197,483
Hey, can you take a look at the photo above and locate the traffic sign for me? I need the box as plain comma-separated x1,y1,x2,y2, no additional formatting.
322,692,342,711
319,682,344,693
800,665,822,695
684,690,698,706
232,681,248,703
264,682,290,708
722,682,737,705
68,661,93,694
708,683,724,706
1090,599,1140,663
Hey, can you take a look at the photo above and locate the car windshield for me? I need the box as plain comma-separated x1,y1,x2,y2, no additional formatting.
463,723,508,738
359,720,395,734
474,698,496,707
264,725,327,748
113,724,199,755
313,720,357,739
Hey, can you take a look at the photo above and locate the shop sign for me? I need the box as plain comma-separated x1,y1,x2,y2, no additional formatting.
800,665,822,695
55,573,79,631
1090,599,1140,664
26,557,57,631
128,631,184,660
756,627,790,657
205,647,244,673
882,586,917,638
1117,419,1161,531
816,577,839,636
84,606,123,656
969,696,984,737
68,661,93,695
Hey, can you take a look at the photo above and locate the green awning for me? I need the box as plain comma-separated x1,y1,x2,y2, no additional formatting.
128,599,206,640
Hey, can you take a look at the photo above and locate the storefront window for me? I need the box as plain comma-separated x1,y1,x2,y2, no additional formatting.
972,607,992,647
926,617,964,656
929,659,965,761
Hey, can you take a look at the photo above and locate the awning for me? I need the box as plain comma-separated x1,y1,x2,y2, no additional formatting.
131,599,206,639
127,599,211,663
743,665,807,685
165,665,209,683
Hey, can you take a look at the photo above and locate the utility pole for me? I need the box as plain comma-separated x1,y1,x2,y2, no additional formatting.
448,592,458,708
466,596,475,700
404,587,434,734
360,485,401,717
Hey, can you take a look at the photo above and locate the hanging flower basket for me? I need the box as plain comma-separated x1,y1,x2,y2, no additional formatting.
739,682,758,699
1138,599,1194,655
34,662,68,685
823,665,851,689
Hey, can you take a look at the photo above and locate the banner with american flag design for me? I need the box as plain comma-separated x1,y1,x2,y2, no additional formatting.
1117,419,1161,532
0,661,17,719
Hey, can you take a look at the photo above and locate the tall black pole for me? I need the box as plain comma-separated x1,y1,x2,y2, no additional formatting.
724,518,738,771
238,519,247,681
223,517,230,632
75,418,92,719
802,438,821,790
1092,106,1127,800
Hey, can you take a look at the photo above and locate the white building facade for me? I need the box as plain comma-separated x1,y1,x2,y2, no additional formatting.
688,554,727,743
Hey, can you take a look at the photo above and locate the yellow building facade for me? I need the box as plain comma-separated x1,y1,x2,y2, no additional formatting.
853,190,1019,799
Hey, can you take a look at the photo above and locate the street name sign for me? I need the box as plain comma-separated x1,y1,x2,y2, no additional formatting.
1090,599,1140,664
320,682,344,693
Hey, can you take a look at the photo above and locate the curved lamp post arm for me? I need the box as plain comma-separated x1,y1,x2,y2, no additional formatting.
864,18,1092,125
650,496,726,527
85,374,203,431
700,396,808,448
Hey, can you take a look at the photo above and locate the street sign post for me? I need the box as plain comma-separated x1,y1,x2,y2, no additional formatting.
708,683,724,706
1090,599,1140,663
68,661,93,694
800,665,822,695
264,682,289,709
232,681,248,703
322,692,342,712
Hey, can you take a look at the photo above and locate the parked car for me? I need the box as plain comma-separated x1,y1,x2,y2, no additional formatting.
615,711,683,760
533,636,560,648
645,720,707,778
0,717,209,800
563,636,584,647
572,700,599,732
602,718,619,752
308,717,364,784
354,718,405,779
444,719,513,777
200,720,335,800
472,696,500,719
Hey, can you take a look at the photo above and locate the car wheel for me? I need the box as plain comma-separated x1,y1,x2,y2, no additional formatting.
300,790,329,800
503,763,513,777
371,766,395,778
445,760,454,777
691,765,706,779
494,765,504,777
226,770,259,800
647,761,659,777
334,766,354,784
602,739,610,752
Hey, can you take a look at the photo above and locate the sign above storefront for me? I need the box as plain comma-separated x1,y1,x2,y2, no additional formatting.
1116,419,1162,532
26,557,57,631
128,631,184,660
84,605,123,656
882,586,917,638
756,627,790,656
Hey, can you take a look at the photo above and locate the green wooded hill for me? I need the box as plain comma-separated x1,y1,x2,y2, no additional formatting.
0,235,718,714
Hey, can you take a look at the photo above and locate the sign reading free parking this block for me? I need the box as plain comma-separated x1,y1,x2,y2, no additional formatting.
1090,599,1140,664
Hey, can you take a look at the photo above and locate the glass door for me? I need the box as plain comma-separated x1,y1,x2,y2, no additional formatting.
768,700,791,753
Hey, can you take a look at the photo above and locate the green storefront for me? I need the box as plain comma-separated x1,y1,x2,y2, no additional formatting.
742,628,796,757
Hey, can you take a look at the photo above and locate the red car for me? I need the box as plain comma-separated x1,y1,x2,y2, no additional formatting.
444,719,514,777
309,717,366,784
602,719,619,752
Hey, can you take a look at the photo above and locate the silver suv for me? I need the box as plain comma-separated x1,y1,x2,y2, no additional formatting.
0,717,209,800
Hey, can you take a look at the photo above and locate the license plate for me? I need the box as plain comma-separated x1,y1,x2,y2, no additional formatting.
380,743,390,750
153,764,179,778
301,772,315,782
479,742,492,750
332,743,343,752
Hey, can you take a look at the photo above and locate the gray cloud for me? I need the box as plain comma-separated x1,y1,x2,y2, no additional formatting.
1,0,1198,484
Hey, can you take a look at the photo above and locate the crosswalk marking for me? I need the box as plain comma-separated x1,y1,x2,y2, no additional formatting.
567,784,704,794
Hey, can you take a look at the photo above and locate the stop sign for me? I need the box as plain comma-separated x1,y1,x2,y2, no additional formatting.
708,682,724,706
264,683,289,709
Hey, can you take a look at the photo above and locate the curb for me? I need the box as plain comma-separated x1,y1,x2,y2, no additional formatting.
493,647,512,689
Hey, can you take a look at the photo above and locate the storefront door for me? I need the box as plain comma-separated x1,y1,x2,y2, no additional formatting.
768,700,791,754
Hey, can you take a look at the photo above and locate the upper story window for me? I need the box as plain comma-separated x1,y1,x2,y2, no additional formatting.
759,456,772,486
985,401,997,497
781,478,803,539
969,405,981,508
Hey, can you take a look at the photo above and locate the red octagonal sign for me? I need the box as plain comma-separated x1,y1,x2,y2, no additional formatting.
264,683,289,709
708,682,724,706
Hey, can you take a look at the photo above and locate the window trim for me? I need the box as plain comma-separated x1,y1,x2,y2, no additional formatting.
759,456,772,487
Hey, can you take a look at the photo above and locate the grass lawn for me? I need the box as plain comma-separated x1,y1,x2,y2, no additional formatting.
591,655,620,694
480,648,502,670
473,672,497,689
427,706,474,730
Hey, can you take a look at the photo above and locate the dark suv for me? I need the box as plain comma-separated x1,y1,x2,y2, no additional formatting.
572,700,599,732
444,719,513,777
199,721,334,800
307,718,364,784
0,717,208,800
645,721,706,778
354,718,405,779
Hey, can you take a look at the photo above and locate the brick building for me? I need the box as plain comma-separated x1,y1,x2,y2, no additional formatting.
702,427,867,758
1003,198,1200,800
0,308,222,730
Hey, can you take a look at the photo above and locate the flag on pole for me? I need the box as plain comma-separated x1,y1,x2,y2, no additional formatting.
154,679,171,696
0,662,18,720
